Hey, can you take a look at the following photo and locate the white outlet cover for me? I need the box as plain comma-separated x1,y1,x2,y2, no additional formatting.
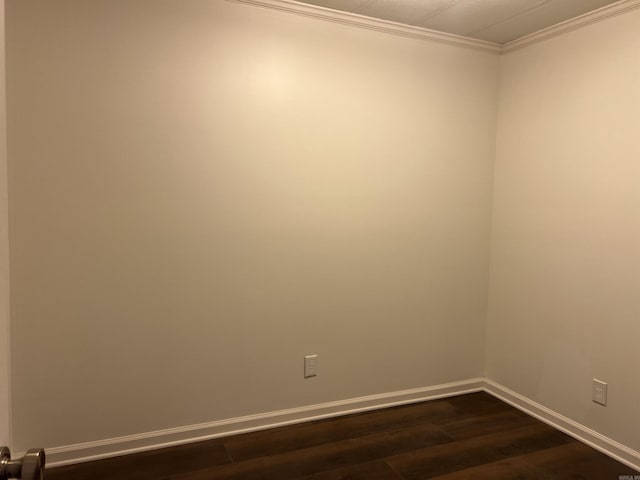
304,355,318,378
593,379,608,406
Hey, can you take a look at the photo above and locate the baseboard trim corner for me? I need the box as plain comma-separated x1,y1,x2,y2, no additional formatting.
483,379,640,472
45,377,484,467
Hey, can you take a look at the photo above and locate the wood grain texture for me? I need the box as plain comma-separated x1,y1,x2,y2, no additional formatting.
46,393,639,480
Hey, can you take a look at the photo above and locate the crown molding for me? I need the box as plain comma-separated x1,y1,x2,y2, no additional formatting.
230,0,640,56
227,0,502,53
503,0,640,53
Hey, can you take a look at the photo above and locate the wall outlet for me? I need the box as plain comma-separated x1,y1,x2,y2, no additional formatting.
592,379,607,406
304,355,318,378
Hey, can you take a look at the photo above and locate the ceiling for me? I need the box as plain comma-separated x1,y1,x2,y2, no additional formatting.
297,0,621,44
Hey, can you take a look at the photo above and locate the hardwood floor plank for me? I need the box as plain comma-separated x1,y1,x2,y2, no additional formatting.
518,442,640,479
429,442,637,480
427,456,541,480
173,424,452,480
46,439,231,480
292,460,404,480
445,392,508,413
225,399,458,462
386,423,573,480
433,407,538,440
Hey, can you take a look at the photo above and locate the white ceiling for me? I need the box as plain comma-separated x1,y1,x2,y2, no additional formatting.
298,0,621,44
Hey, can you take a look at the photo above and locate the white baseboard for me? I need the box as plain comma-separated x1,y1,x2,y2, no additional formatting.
43,377,640,471
44,378,484,467
484,378,640,472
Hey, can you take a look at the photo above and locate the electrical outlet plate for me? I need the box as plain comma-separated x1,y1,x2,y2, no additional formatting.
304,355,318,378
593,379,607,406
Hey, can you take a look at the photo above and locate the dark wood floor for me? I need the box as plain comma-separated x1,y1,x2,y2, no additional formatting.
47,392,638,480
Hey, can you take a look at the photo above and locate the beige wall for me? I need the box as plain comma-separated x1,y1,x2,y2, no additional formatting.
6,0,499,450
0,0,11,448
487,9,640,452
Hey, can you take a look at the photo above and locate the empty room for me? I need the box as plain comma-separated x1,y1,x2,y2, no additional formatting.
0,0,639,479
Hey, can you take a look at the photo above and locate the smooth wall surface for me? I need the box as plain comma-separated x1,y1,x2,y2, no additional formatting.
0,0,11,448
7,0,499,450
487,9,640,452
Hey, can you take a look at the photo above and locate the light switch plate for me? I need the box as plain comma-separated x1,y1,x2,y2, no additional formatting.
593,379,607,406
304,355,318,378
